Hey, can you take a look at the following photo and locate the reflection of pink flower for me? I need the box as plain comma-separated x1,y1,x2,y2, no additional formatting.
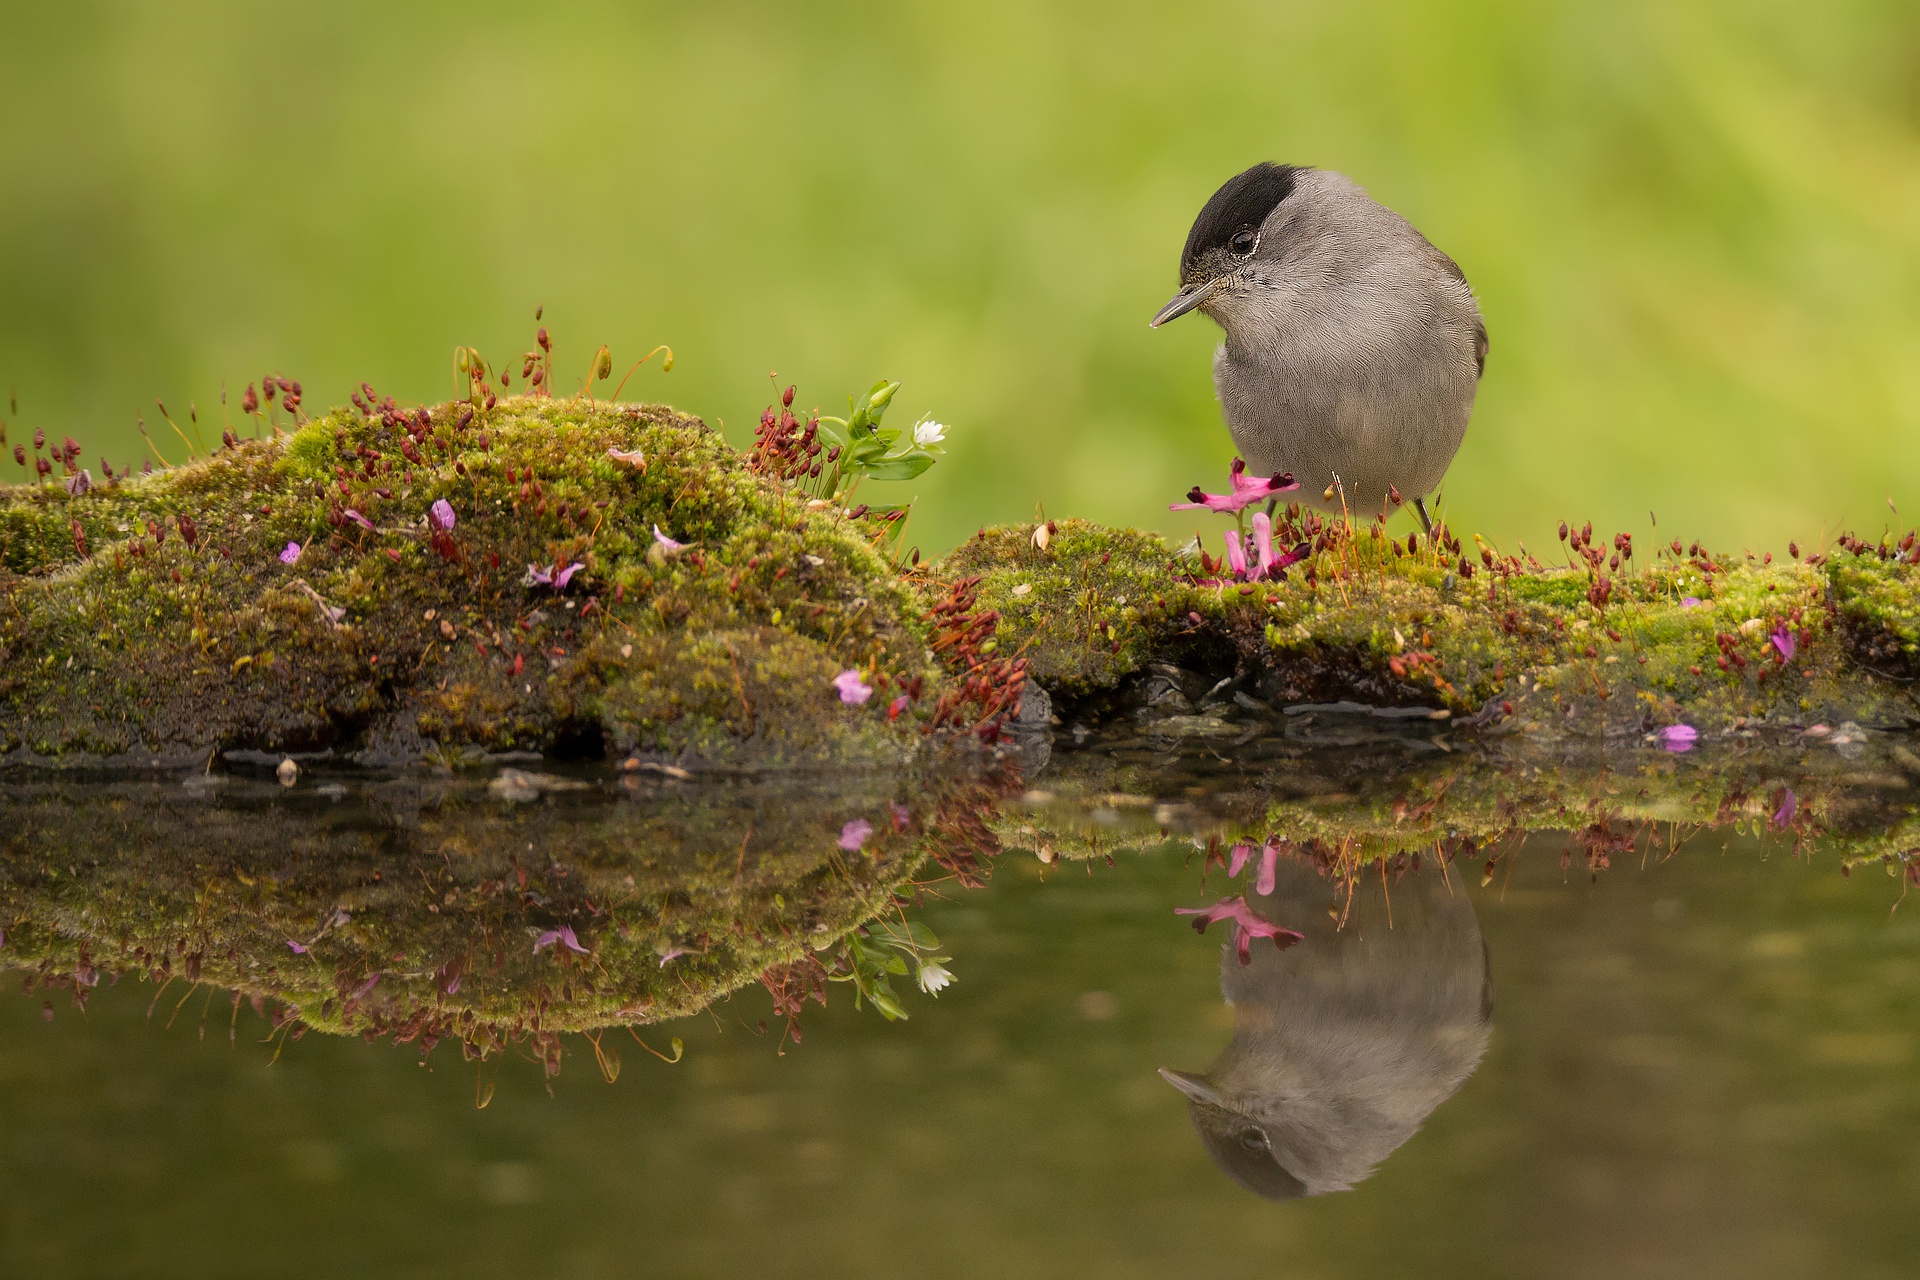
534,925,589,955
1658,724,1698,752
1228,842,1253,877
1256,840,1279,896
1771,624,1796,662
1170,458,1300,514
1773,788,1798,829
833,669,873,705
1175,895,1304,966
279,542,302,565
839,818,873,851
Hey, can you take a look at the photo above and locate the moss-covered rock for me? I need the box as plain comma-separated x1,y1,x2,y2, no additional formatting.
2,398,941,765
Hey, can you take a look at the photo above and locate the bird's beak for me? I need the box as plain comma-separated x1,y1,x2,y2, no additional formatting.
1158,1067,1226,1107
1149,277,1224,328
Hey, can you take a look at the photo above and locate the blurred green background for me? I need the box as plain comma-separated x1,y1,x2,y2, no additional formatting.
2,0,1917,556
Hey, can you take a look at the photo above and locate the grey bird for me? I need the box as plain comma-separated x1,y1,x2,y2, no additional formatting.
1151,164,1487,533
1160,856,1493,1200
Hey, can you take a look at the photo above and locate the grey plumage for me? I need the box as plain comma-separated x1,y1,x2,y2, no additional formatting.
1161,857,1493,1200
1152,164,1487,522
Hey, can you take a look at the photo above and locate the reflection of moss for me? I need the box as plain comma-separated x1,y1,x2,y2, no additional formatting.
2,399,936,764
994,737,1920,873
0,768,1010,1064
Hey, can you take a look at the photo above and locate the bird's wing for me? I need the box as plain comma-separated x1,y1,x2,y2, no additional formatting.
1429,248,1489,380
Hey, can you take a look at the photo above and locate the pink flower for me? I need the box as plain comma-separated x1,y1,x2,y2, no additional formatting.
1658,724,1698,752
833,669,873,705
534,925,589,955
343,508,375,531
279,542,302,565
429,499,456,531
1170,458,1300,515
1771,624,1796,662
839,818,873,851
1223,529,1248,578
1251,512,1275,578
1175,896,1304,966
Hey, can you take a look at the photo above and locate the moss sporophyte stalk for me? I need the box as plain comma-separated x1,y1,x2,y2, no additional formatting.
2,383,1917,762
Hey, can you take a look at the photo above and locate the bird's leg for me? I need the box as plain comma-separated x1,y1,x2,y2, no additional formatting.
1413,498,1435,537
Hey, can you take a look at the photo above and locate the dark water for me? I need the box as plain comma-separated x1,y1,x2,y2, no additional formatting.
5,734,1920,1278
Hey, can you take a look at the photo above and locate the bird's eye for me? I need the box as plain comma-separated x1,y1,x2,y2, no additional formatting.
1238,1128,1268,1151
1229,229,1257,256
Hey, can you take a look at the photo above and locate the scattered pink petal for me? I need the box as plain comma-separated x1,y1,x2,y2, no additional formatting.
429,498,456,531
657,946,693,967
285,940,309,954
833,669,874,705
279,542,302,565
1256,840,1279,896
1680,597,1702,609
554,562,585,590
1658,724,1698,753
839,818,874,852
607,446,647,469
524,563,553,586
651,524,688,553
534,925,589,955
1771,624,1796,662
1170,458,1300,514
1175,896,1304,966
343,508,375,531
888,694,911,721
350,972,381,999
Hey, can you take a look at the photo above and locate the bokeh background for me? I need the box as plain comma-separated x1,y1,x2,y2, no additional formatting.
3,0,1918,556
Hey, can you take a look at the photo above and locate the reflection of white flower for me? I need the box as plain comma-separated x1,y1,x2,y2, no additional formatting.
913,419,947,448
917,960,954,996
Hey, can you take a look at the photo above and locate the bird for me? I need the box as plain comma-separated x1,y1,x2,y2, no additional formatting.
1151,163,1487,534
1160,855,1493,1200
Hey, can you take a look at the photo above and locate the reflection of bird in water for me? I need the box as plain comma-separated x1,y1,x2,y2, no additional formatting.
1161,857,1493,1200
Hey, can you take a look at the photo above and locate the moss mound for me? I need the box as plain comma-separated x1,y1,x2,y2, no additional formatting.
2,398,939,765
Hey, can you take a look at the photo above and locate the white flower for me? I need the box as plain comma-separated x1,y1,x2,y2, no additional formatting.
917,960,954,996
913,418,947,448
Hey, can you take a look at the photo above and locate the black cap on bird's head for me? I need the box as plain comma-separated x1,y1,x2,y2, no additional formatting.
1158,1067,1308,1201
1151,162,1305,328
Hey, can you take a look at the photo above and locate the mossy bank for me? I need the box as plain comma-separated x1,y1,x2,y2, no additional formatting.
4,396,1917,764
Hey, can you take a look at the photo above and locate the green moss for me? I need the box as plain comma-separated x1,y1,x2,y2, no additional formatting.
1,398,942,763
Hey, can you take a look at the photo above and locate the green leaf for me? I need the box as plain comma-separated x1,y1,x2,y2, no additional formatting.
860,453,936,482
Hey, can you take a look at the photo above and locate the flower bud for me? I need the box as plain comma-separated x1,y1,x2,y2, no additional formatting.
782,384,796,408
867,381,899,412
